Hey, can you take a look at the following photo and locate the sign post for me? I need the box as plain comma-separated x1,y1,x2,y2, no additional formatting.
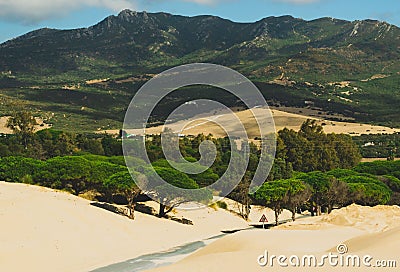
259,214,268,229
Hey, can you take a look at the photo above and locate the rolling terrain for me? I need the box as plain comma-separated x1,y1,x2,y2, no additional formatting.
103,107,400,138
0,10,399,131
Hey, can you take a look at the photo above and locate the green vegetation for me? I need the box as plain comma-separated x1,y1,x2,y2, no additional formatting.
0,120,398,223
353,133,400,159
253,180,291,226
253,178,311,225
0,128,122,159
0,12,399,227
294,171,332,215
216,201,228,210
253,169,394,225
104,170,141,219
153,166,212,217
354,160,400,178
1,13,400,130
278,120,361,172
340,175,391,206
6,109,37,148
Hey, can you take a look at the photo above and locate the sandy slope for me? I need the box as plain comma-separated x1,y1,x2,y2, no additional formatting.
104,108,400,137
0,182,248,272
361,158,400,162
3,181,399,272
0,116,50,134
150,204,400,272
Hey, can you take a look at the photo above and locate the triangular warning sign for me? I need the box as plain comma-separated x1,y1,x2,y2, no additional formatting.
259,214,268,223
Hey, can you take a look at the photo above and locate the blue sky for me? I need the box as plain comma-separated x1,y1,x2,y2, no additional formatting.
0,0,399,43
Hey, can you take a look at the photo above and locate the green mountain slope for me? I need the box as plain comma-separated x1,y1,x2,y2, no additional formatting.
0,10,399,131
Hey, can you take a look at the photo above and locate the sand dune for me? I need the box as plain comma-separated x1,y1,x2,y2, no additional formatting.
277,204,400,233
2,181,399,272
106,108,400,138
150,227,400,272
0,182,248,272
335,226,400,257
151,204,400,272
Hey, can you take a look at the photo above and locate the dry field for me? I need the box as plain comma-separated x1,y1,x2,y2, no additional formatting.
0,116,50,134
107,108,400,138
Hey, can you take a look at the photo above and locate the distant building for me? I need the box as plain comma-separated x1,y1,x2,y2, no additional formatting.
363,142,375,147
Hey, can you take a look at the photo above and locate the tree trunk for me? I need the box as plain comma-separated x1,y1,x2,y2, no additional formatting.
107,192,113,203
317,205,322,216
328,204,333,214
274,207,279,226
127,199,135,220
244,203,250,220
159,203,166,218
72,180,82,196
291,208,296,222
239,203,250,220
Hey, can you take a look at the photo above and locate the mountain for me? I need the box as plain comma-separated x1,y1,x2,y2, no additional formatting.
0,10,399,131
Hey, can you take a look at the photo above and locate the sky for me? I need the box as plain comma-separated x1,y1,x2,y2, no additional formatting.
0,0,399,43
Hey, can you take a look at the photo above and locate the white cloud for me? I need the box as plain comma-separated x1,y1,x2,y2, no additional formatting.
182,0,219,4
274,0,319,3
0,0,320,24
0,0,137,24
181,0,321,6
0,0,225,24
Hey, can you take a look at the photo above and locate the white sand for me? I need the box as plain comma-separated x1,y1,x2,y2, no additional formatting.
0,182,248,272
276,204,400,233
3,181,399,272
151,204,400,272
